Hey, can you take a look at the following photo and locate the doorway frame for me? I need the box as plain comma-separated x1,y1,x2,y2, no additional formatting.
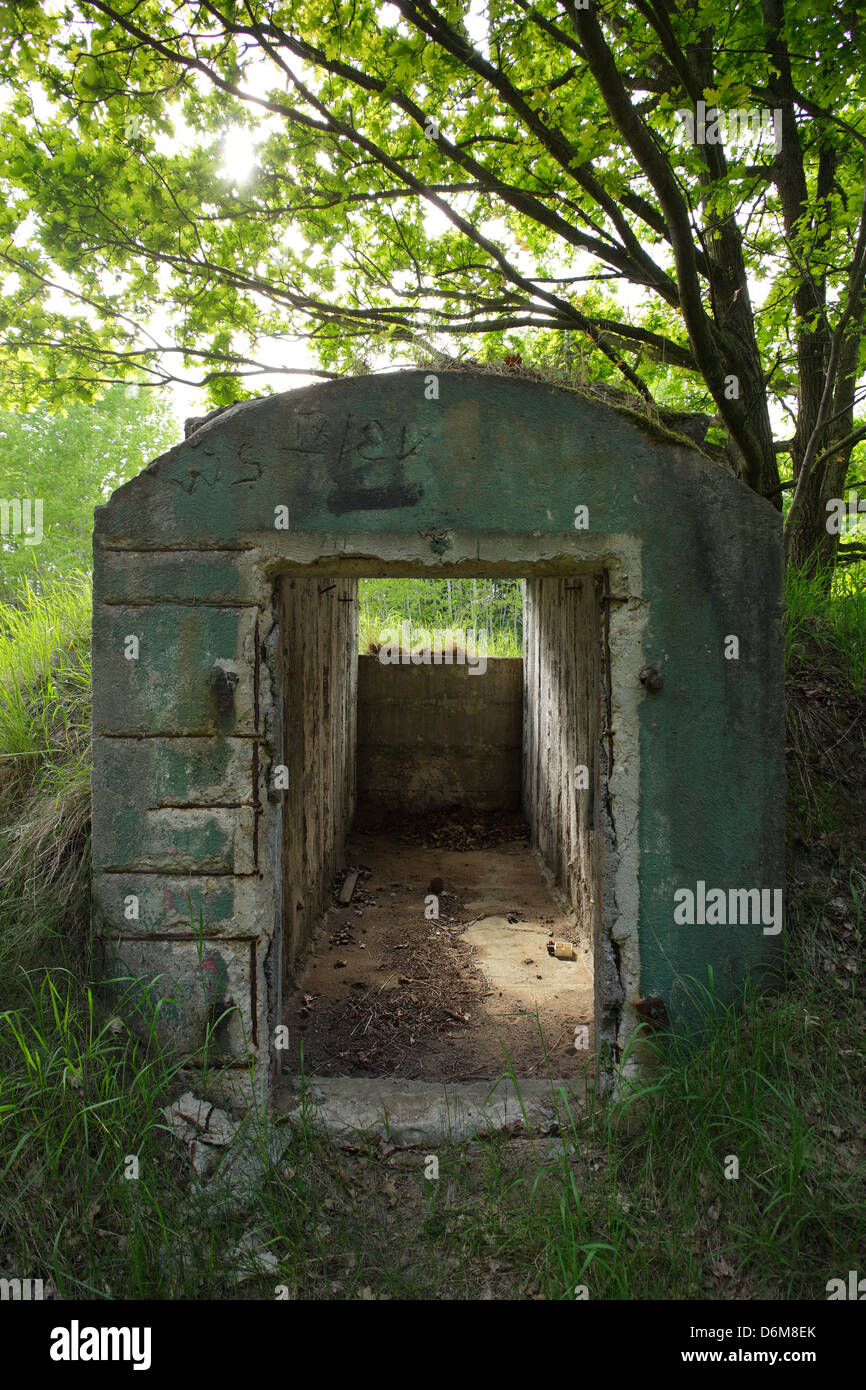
266,528,647,1085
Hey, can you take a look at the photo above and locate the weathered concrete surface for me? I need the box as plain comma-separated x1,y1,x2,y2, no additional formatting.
95,802,256,875
162,1091,291,1212
523,576,600,950
101,936,258,1060
91,369,786,1091
273,1076,585,1146
357,655,522,811
92,603,260,736
277,574,357,985
93,875,267,937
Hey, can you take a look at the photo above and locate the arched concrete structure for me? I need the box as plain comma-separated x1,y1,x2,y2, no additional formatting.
91,370,785,1099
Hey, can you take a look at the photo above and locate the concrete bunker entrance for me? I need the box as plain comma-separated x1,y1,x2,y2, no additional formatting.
90,369,786,1110
274,562,609,1085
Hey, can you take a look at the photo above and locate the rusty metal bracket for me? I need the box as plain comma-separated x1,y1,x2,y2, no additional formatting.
209,665,238,716
635,996,669,1029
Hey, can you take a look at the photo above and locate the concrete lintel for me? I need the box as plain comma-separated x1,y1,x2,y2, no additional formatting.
251,530,642,577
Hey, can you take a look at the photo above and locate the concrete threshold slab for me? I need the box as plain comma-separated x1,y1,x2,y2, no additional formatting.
274,1075,588,1147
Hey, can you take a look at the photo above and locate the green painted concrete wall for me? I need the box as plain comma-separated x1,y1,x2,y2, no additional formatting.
92,370,785,1089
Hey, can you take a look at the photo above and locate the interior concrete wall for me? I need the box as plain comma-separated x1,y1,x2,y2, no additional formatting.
523,576,601,950
356,654,522,812
277,576,357,987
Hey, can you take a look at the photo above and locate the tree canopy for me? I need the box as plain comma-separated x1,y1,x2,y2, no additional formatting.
1,1,866,569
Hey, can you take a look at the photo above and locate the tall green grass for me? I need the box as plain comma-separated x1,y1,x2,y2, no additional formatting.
785,558,866,692
0,574,92,784
0,575,92,981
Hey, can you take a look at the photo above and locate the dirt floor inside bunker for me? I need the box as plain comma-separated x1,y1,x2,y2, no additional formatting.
282,806,595,1082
